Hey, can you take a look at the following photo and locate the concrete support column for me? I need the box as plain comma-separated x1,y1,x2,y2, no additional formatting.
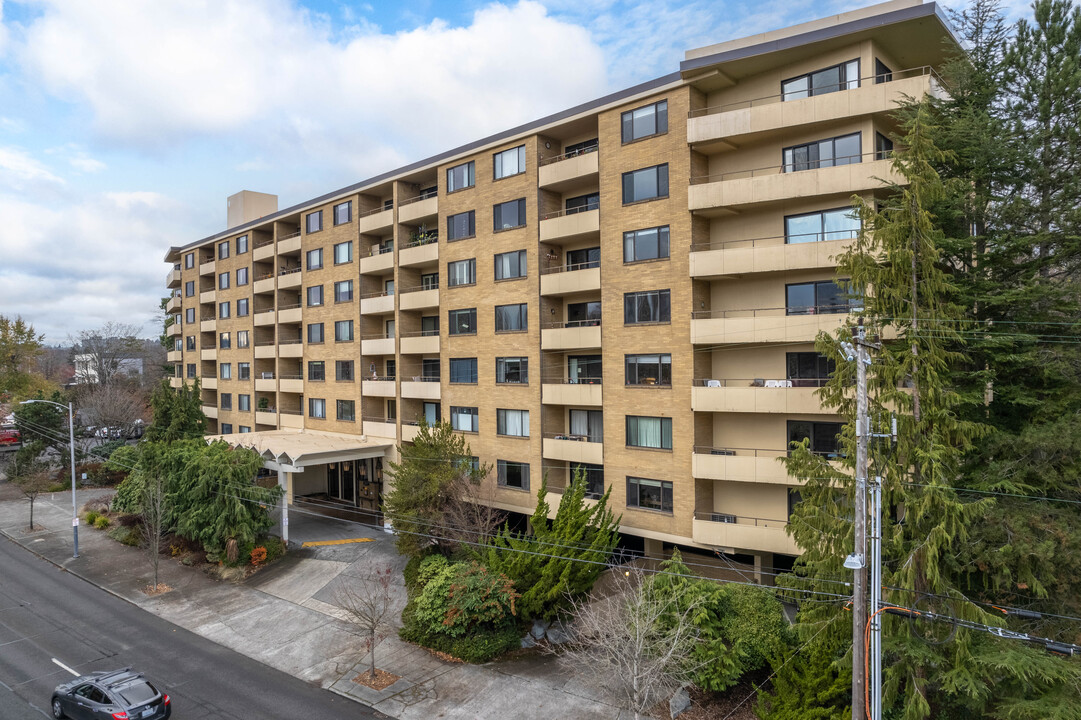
278,468,288,545
643,538,665,560
754,551,775,586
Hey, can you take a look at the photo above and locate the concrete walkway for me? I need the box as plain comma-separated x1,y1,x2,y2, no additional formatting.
0,490,628,719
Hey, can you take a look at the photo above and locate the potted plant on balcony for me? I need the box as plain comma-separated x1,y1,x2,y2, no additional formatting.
258,397,269,411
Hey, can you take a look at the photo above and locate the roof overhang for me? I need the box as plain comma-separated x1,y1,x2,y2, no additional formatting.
208,429,392,471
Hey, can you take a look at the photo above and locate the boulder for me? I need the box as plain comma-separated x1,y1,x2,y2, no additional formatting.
669,685,691,719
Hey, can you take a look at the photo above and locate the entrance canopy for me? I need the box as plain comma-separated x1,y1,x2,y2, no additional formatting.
209,429,392,472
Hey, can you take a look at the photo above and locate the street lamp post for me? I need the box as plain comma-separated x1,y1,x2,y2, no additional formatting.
20,399,78,558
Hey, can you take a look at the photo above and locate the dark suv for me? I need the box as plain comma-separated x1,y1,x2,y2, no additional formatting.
51,668,171,719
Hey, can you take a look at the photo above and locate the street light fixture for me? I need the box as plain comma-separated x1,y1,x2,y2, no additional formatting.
20,399,78,558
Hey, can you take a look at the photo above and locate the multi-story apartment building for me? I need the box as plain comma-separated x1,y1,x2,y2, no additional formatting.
164,0,957,579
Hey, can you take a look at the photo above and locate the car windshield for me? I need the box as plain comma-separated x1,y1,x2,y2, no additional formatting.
116,681,157,705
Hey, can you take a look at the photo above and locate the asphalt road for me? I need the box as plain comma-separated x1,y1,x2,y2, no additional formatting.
0,537,382,719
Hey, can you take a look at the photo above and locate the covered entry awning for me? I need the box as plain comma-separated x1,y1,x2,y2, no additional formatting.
209,429,393,471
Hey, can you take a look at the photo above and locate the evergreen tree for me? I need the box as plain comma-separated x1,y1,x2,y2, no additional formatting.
144,377,205,443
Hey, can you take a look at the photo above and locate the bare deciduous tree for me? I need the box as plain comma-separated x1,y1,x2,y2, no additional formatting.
79,382,146,443
71,322,142,386
13,460,52,531
444,467,506,548
556,569,708,720
141,473,168,592
335,564,404,681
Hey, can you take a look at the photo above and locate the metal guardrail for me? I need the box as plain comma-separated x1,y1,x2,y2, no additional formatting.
689,231,859,251
691,304,859,319
692,378,829,388
541,205,599,221
540,260,600,275
538,143,599,166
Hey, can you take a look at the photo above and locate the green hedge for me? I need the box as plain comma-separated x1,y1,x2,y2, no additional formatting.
400,602,520,663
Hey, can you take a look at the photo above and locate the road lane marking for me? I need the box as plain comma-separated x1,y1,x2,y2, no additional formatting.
51,658,79,677
300,538,373,547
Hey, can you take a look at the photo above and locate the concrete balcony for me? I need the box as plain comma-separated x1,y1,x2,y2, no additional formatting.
277,269,302,289
399,240,438,268
279,412,303,429
541,322,601,351
398,195,438,224
360,249,395,275
401,423,421,443
399,287,438,311
689,158,900,216
253,241,275,262
203,405,218,419
255,377,276,392
166,268,182,288
540,208,600,245
358,207,394,235
199,260,215,276
201,377,217,390
278,306,302,324
200,348,217,361
169,377,183,388
279,377,304,393
199,290,215,304
542,382,602,406
200,318,216,333
689,236,855,278
254,343,276,359
543,436,603,464
278,341,304,358
167,350,182,363
400,334,440,355
363,419,397,438
167,323,182,337
254,309,276,326
690,309,851,345
255,410,278,426
692,448,795,485
540,266,600,296
691,381,830,414
362,380,396,398
278,232,302,254
361,336,395,356
361,293,395,315
539,149,599,191
253,275,275,294
692,513,797,555
401,379,441,400
166,296,181,313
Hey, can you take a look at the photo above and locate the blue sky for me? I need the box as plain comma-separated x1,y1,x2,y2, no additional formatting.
0,0,1025,342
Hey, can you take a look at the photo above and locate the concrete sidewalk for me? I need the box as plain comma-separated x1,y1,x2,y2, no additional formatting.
0,490,626,719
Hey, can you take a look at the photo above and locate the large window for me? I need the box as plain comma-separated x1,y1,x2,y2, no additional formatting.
185,336,195,351
783,133,861,173
447,161,475,192
623,289,670,324
218,301,230,319
238,394,250,412
494,198,526,231
334,319,353,342
185,280,194,297
309,398,326,419
334,241,353,265
449,308,476,335
568,355,601,384
237,298,249,317
336,360,354,382
337,400,355,422
219,362,232,380
493,145,526,180
447,211,475,241
449,358,478,384
308,361,325,381
448,259,476,287
565,192,599,214
624,226,670,263
567,301,600,326
495,303,528,332
306,210,322,234
238,362,250,380
569,409,603,442
421,316,439,336
782,59,859,101
567,247,600,270
625,354,671,385
218,271,229,290
626,476,673,512
785,280,858,315
184,252,194,269
496,409,530,437
450,406,479,433
307,323,324,344
626,415,672,450
622,164,669,204
236,267,248,286
787,420,843,457
784,208,860,244
786,352,836,387
334,280,353,303
218,332,231,350
307,285,323,307
185,307,195,324
218,241,230,260
497,460,530,490
220,393,232,410
621,99,668,143
236,235,248,254
494,250,527,280
571,463,605,499
306,248,323,270
236,330,249,348
334,201,351,225
496,357,527,384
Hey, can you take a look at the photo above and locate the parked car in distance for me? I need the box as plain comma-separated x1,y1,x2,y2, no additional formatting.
52,668,171,719
0,426,20,452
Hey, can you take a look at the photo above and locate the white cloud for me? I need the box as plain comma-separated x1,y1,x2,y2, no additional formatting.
0,145,64,189
45,143,107,173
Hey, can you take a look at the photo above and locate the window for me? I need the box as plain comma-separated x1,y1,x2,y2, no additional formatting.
336,360,354,381
334,320,353,342
306,248,323,270
422,401,441,425
626,415,672,450
623,290,670,324
495,303,528,332
785,280,859,315
218,241,230,260
384,279,395,295
185,308,195,324
568,355,602,384
447,211,476,241
622,164,668,204
239,426,251,433
307,285,323,307
387,398,397,420
385,319,395,339
239,394,250,412
422,358,440,380
449,358,478,384
627,477,673,512
569,409,603,442
875,132,894,160
496,409,530,437
307,323,324,344
219,332,231,350
237,330,249,348
236,267,248,286
448,259,476,287
219,301,230,319
421,316,439,336
494,250,527,280
334,201,352,225
220,393,232,410
782,59,859,101
787,420,844,457
306,210,322,234
449,308,476,335
237,298,249,316
334,241,352,265
174,337,182,352
238,362,250,380
783,133,861,172
497,460,530,490
186,363,196,378
625,354,671,385
219,362,232,380
185,336,195,351
785,208,860,244
787,352,836,387
493,198,526,231
496,357,527,384
184,252,194,269
621,99,668,143
220,423,233,434
567,301,601,326
567,247,600,270
309,398,326,418
451,406,479,433
447,161,475,192
624,226,670,263
565,192,599,214
236,235,248,254
493,145,526,179
185,280,194,297
334,280,353,303
337,400,355,422
421,272,438,290
874,59,893,84
218,271,229,290
309,361,325,381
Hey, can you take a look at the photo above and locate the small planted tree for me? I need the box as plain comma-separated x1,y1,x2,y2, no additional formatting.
13,464,52,531
141,471,169,593
336,564,403,682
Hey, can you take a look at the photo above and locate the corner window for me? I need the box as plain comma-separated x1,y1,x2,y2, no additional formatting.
450,406,479,433
447,211,476,241
449,357,478,384
307,285,323,307
627,476,673,512
236,235,248,254
625,354,671,385
626,415,672,450
495,303,528,332
184,253,194,269
494,198,526,231
782,59,859,101
449,308,476,335
785,208,860,244
336,400,355,422
494,250,526,280
497,460,530,490
334,201,352,225
334,319,353,342
218,271,229,290
309,398,326,419
496,409,530,437
783,133,861,173
306,248,323,270
448,259,476,287
447,161,475,192
623,290,670,324
496,357,527,384
306,210,322,234
623,226,670,263
621,100,668,143
185,280,194,297
334,241,352,265
493,145,526,180
622,164,668,204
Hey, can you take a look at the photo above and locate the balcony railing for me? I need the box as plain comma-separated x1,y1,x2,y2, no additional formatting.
692,377,829,388
540,259,600,275
400,283,438,294
541,204,599,221
543,319,601,329
690,230,859,252
691,304,860,319
363,415,396,424
693,510,788,527
361,333,395,341
542,376,602,385
401,230,439,249
693,444,842,460
543,431,601,443
539,143,599,166
690,151,890,185
254,237,274,249
398,188,437,206
361,289,394,299
407,375,440,382
359,203,392,218
279,231,301,241
278,266,301,276
368,245,394,256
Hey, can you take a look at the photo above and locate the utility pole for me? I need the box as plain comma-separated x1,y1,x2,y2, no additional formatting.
851,321,869,720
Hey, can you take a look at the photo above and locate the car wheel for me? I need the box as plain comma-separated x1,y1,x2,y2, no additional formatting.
51,696,65,719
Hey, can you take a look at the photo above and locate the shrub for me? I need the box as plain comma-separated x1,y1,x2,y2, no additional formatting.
85,511,100,525
84,495,112,515
107,524,140,547
399,621,520,663
261,536,287,563
94,515,110,529
111,473,146,513
250,547,267,566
